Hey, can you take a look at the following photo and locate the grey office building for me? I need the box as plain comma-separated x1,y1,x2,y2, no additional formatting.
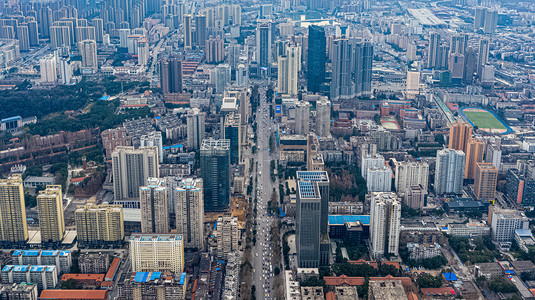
200,139,230,212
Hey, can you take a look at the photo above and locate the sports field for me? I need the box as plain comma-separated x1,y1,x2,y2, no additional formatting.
461,107,510,134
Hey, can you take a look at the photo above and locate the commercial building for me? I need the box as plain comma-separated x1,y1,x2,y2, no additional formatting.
393,160,429,192
404,185,426,210
183,14,192,49
505,169,535,206
215,214,239,259
446,222,490,237
200,139,230,212
306,25,326,93
37,186,65,244
175,178,204,249
277,45,300,96
315,97,331,137
116,272,187,300
367,166,392,193
75,203,124,247
112,146,159,201
370,193,401,259
1,265,57,290
224,113,242,165
130,234,184,274
140,178,168,234
330,39,373,100
0,175,28,245
256,21,272,73
295,101,310,136
78,253,109,274
474,163,497,201
491,207,529,242
434,149,465,194
465,137,485,180
448,121,472,153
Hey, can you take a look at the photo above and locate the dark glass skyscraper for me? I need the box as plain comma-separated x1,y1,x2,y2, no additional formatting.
200,139,230,212
160,56,182,94
306,25,326,93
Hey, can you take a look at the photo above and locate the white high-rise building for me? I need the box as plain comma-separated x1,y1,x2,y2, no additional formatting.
315,97,331,137
278,45,300,96
187,108,205,150
216,215,238,259
295,100,310,135
211,64,231,94
491,207,529,242
367,166,392,192
434,149,465,194
277,55,288,94
59,57,72,85
394,160,429,193
236,64,248,86
137,37,149,66
140,178,168,234
79,39,97,70
406,70,420,99
175,178,204,249
370,192,401,259
361,154,385,180
130,234,184,273
140,131,163,163
112,146,159,201
40,55,57,84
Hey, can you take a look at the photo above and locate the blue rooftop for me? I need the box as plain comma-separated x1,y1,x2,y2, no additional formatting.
179,272,186,285
41,250,59,256
443,272,457,281
22,250,39,256
328,215,370,225
1,116,21,123
297,171,329,182
98,96,110,100
12,250,22,256
298,181,318,198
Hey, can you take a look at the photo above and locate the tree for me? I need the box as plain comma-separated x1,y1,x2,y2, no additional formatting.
300,276,325,287
61,278,79,289
489,277,516,293
416,273,442,288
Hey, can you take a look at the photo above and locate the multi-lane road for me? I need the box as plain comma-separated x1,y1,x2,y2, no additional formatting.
252,85,277,300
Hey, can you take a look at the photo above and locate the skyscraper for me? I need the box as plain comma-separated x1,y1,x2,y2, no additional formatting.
183,14,192,49
315,97,331,137
175,178,204,249
277,55,288,94
450,33,468,55
435,149,465,194
483,9,498,34
295,100,310,135
16,25,30,51
112,146,159,201
37,185,65,243
186,108,205,150
277,45,300,96
200,139,230,211
307,25,326,93
224,113,242,165
0,175,28,244
75,203,124,247
448,121,473,153
79,39,98,70
40,55,57,84
140,178,168,234
206,35,224,63
478,38,490,74
369,192,401,259
330,39,373,100
474,163,498,201
195,14,207,49
256,21,272,74
427,32,440,69
465,137,485,180
464,48,477,84
160,56,182,94
474,7,486,31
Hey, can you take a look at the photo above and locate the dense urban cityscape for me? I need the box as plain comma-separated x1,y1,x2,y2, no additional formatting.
0,0,533,299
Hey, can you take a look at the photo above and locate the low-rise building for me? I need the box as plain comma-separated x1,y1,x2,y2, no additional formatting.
60,274,104,289
301,286,324,300
116,272,187,300
1,265,58,290
446,222,490,237
11,250,71,274
78,253,109,274
474,262,503,279
0,282,38,300
406,243,441,260
39,290,108,300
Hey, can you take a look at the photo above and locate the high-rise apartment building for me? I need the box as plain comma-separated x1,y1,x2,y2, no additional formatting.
59,57,72,85
160,56,182,95
0,175,28,244
307,25,326,93
295,101,310,135
370,192,401,259
212,64,231,94
195,14,207,49
37,186,64,243
215,214,238,259
112,146,159,201
130,234,184,273
75,203,124,247
101,127,131,159
427,32,440,69
140,178,168,234
405,185,426,210
175,178,204,249
224,113,242,165
40,55,57,84
330,39,373,100
450,33,468,55
277,45,300,96
315,97,331,137
435,149,465,194
478,38,490,74
367,166,392,192
200,139,230,211
394,161,429,192
16,25,30,51
361,154,385,180
183,14,192,49
465,137,485,180
448,121,472,153
474,163,498,201
186,108,205,150
505,169,535,206
406,70,420,99
483,9,498,34
256,22,272,73
140,131,163,164
206,35,224,63
79,39,97,70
